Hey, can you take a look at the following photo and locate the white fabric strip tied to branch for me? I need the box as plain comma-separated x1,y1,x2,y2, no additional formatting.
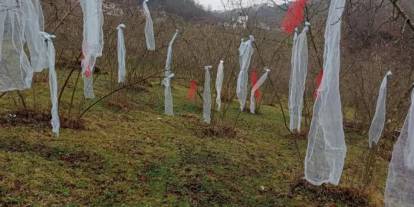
368,71,392,148
0,0,45,91
80,0,104,99
203,66,212,124
162,72,174,116
250,68,270,114
143,0,155,51
385,88,414,207
215,60,224,111
237,35,254,111
305,0,347,186
117,24,126,83
289,22,310,132
40,32,60,137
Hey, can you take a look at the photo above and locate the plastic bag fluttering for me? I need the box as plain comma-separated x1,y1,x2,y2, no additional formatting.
117,24,126,83
80,0,104,99
215,60,224,111
304,0,347,186
41,32,60,136
368,71,392,148
250,68,270,114
289,23,309,132
143,0,155,51
237,35,254,111
203,66,212,123
0,0,46,91
385,88,414,207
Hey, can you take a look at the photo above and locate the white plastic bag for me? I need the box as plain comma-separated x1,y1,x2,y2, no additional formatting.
143,0,155,51
236,35,254,111
80,0,104,99
0,0,45,91
215,60,224,111
117,24,126,83
162,73,174,116
289,23,309,132
41,32,60,136
203,66,212,124
368,71,392,148
385,88,414,207
250,68,270,114
305,0,347,186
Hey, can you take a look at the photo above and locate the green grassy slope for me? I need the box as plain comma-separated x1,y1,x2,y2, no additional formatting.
0,72,389,206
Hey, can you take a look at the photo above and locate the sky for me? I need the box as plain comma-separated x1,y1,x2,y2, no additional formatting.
196,0,288,11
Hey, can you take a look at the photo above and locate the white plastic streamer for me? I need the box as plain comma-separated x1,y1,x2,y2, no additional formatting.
289,23,310,132
0,0,45,91
215,60,224,111
250,68,270,114
24,0,48,72
236,35,254,111
305,0,347,186
165,30,178,76
385,88,414,207
162,73,174,116
80,0,104,99
143,0,155,51
40,32,60,136
203,66,212,124
368,71,392,148
117,24,126,83
162,30,178,116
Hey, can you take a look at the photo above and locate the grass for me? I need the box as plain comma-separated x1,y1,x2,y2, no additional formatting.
0,71,391,206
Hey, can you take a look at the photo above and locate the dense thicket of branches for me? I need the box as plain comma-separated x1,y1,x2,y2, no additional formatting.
35,0,414,134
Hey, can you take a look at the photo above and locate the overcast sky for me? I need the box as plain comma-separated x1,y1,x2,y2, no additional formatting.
196,0,288,11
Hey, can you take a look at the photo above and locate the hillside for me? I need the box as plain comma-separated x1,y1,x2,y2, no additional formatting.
0,71,389,206
1,0,414,206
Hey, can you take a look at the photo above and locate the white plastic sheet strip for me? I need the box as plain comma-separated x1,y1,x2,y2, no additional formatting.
289,23,309,132
165,30,178,76
305,0,347,186
162,73,174,116
236,35,254,111
143,0,155,51
0,0,45,91
368,71,392,148
24,0,48,72
250,68,270,114
385,88,414,207
41,32,60,136
117,24,126,83
203,66,212,124
80,0,104,99
162,30,178,116
215,60,224,111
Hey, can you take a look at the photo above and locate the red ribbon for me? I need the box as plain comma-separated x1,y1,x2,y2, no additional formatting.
251,69,262,101
281,0,308,34
84,67,92,78
187,80,198,101
314,69,323,99
80,52,92,78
